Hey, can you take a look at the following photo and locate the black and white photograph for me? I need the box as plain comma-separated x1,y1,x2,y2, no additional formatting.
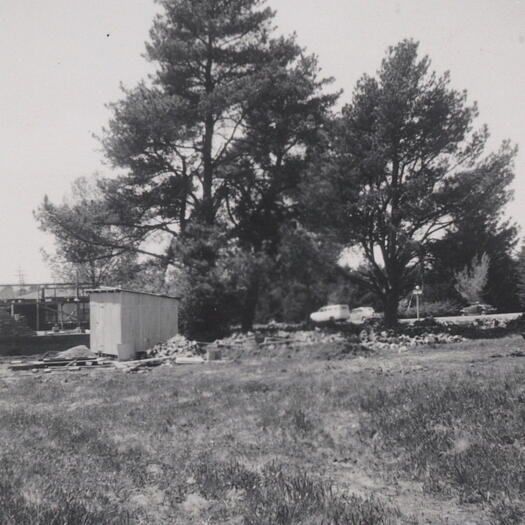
1,0,524,523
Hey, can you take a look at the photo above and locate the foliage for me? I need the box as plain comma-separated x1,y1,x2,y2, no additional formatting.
307,39,515,326
254,225,343,323
399,299,462,319
224,52,338,329
454,252,490,304
426,143,519,311
35,176,141,287
100,0,285,230
516,245,525,308
37,12,520,331
38,0,338,335
169,223,240,340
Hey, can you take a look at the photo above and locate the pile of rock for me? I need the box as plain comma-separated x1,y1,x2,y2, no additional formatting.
214,332,259,356
254,329,349,351
216,331,257,348
291,329,347,345
206,329,350,355
359,329,465,352
146,334,201,357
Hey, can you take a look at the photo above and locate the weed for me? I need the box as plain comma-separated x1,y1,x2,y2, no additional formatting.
358,372,525,523
191,457,397,524
0,458,129,525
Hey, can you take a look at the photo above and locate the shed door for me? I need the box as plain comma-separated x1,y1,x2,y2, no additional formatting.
91,297,122,356
91,303,104,353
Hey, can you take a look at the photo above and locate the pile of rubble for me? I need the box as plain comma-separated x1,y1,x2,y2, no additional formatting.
215,332,258,351
142,325,470,362
146,334,202,357
214,329,349,353
359,329,465,352
57,345,97,359
291,329,346,344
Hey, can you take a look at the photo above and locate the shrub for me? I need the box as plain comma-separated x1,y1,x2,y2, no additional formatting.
399,299,462,319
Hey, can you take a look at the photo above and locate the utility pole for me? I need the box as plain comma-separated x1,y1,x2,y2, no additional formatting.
413,285,423,320
75,269,81,330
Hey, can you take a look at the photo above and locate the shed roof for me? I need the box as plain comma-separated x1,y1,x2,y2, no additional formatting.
87,287,180,300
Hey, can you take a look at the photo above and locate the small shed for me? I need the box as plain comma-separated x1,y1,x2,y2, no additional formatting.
88,288,179,360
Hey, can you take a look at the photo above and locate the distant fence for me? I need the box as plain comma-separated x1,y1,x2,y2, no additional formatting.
0,334,90,357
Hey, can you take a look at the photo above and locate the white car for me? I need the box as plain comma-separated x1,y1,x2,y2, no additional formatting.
348,306,376,324
310,304,350,323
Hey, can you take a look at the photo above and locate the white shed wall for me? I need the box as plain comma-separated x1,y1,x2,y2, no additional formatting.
89,290,178,358
120,292,178,353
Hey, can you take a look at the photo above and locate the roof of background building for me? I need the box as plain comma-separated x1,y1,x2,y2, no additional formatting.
87,287,180,300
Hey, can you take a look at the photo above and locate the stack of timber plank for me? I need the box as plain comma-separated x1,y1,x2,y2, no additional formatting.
8,356,113,372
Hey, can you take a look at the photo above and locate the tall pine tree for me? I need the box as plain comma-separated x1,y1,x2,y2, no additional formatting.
307,40,516,326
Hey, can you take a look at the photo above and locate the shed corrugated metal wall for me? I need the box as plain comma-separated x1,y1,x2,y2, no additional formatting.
89,290,178,360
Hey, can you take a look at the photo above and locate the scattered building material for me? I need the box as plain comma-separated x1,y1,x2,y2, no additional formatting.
206,346,222,361
175,356,205,365
115,354,205,373
8,357,110,372
215,332,258,352
114,356,170,372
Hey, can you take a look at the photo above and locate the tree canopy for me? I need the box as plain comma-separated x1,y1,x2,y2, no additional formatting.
39,0,337,335
36,177,140,287
305,40,516,326
38,7,519,334
99,0,300,239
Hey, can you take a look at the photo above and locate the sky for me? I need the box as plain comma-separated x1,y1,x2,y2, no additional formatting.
0,0,524,283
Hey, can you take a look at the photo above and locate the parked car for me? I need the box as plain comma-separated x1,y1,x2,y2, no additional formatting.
460,303,497,316
348,306,376,324
310,304,350,323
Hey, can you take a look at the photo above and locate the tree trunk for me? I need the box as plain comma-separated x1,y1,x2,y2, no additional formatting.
241,273,260,332
202,113,214,224
383,289,399,328
202,35,215,225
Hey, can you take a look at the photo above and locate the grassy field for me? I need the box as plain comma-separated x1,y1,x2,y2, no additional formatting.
0,337,524,524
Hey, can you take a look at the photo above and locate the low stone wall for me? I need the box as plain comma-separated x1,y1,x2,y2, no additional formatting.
0,334,90,357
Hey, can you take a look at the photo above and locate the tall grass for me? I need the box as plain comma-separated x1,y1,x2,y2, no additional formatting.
359,373,525,524
190,458,397,524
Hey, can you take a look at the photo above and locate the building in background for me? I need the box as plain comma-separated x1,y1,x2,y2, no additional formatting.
0,283,90,331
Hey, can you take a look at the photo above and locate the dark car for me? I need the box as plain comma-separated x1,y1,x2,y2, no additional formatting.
460,303,497,316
